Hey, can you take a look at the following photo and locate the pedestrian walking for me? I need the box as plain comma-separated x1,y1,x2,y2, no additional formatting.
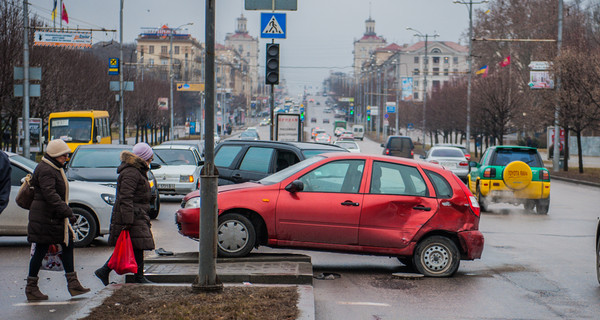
95,142,156,285
26,139,90,301
0,150,11,215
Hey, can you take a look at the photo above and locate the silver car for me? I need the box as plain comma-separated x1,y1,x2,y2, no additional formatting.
422,146,470,180
1,152,115,247
151,145,203,195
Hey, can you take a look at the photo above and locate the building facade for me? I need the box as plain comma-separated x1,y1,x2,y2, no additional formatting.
353,17,387,78
225,14,259,96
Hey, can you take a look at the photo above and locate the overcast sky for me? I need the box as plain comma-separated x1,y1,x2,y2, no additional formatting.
27,0,485,96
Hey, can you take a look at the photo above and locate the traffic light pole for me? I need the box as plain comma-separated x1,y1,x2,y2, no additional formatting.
270,84,274,140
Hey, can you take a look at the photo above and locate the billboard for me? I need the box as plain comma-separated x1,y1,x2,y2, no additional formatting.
401,77,413,101
34,31,92,48
18,118,43,153
276,113,301,142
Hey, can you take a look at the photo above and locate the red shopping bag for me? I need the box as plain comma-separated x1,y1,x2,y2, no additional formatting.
107,230,138,275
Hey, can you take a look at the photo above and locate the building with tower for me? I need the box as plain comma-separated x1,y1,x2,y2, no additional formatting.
353,16,387,77
225,14,259,96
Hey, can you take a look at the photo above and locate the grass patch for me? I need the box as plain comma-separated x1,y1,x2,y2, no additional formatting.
83,285,298,320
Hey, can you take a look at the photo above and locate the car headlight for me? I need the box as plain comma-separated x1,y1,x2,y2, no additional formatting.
101,193,116,206
184,196,201,208
180,175,194,183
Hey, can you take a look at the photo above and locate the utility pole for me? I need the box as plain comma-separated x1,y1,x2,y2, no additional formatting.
119,0,125,144
553,0,563,171
169,30,174,140
22,0,30,158
395,58,400,136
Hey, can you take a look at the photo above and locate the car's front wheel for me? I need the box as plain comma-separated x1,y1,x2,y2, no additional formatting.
217,213,256,258
71,207,98,247
536,197,550,215
414,236,460,277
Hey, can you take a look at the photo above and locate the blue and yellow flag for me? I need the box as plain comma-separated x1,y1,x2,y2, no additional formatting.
51,0,57,20
475,65,488,77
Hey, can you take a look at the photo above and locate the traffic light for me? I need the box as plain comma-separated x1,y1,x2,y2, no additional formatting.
265,43,279,85
367,115,371,121
300,112,305,121
350,106,354,115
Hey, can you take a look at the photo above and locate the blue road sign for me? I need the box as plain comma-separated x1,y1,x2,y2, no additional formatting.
261,13,286,39
108,57,119,75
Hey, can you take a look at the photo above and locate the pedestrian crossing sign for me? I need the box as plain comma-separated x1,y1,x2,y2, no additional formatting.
261,13,286,39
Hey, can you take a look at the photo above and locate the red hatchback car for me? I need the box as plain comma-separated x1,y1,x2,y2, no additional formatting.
176,153,484,277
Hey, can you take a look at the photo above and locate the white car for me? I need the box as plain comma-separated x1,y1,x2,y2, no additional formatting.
0,152,115,247
421,146,470,180
315,133,332,144
151,145,203,195
333,140,361,153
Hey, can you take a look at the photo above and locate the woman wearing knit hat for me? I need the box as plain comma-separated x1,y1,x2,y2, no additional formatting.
95,142,156,285
26,139,91,301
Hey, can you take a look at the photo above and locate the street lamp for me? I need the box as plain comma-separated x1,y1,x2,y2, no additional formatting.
169,22,193,140
453,0,488,154
407,27,438,148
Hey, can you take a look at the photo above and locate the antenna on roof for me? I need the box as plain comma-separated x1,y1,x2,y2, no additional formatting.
369,2,372,19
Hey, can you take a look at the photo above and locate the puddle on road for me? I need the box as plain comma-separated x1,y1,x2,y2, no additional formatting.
369,275,418,290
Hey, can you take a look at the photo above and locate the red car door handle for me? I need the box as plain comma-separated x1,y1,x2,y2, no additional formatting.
413,206,431,211
341,201,360,206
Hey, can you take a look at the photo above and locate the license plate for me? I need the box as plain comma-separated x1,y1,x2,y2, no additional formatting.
441,162,456,168
159,184,175,189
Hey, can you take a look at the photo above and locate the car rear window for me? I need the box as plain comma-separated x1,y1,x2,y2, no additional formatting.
69,148,124,168
389,138,413,150
431,148,464,158
491,148,542,167
424,170,453,199
153,149,196,165
215,145,242,168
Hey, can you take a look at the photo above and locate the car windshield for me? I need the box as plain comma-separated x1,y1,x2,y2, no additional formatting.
241,131,258,138
492,148,542,167
430,148,464,158
259,156,324,185
10,154,38,170
49,117,92,142
69,148,124,168
153,149,196,165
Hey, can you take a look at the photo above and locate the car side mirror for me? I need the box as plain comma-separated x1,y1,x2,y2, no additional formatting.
150,163,161,170
419,155,425,159
380,143,385,147
469,161,478,168
198,160,204,166
285,180,304,193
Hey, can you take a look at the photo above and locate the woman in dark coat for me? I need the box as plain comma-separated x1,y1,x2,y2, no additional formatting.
26,139,90,301
95,142,156,284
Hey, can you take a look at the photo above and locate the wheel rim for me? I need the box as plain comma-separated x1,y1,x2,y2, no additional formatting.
218,220,249,253
422,244,451,273
72,214,90,243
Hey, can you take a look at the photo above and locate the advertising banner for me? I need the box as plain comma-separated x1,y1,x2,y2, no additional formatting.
18,118,43,153
401,77,413,101
276,113,301,142
34,31,92,48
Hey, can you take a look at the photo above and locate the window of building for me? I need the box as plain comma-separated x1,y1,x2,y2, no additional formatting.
161,46,167,54
433,57,440,64
444,57,449,64
149,46,154,54
453,57,458,64
431,48,442,53
433,67,439,76
414,80,419,87
414,92,419,99
161,59,168,65
148,59,154,65
432,80,440,91
414,56,419,64
413,68,419,75
423,57,428,64
174,46,180,54
444,68,449,76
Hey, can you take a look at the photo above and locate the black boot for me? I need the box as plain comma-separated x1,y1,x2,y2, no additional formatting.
133,259,153,284
94,265,111,286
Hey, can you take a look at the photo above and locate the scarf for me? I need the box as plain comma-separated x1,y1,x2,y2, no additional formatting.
41,156,73,245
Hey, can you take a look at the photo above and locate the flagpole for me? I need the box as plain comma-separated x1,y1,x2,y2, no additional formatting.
59,0,62,29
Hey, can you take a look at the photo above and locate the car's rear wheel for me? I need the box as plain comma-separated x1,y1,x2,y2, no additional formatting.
536,197,550,215
397,256,414,269
71,207,98,247
217,213,256,258
476,184,489,212
149,193,160,219
523,200,536,212
596,236,600,285
414,236,460,277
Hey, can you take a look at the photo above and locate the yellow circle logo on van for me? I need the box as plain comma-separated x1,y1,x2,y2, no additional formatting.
503,161,532,190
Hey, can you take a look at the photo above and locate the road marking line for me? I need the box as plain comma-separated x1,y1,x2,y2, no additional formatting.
337,301,391,307
14,301,78,306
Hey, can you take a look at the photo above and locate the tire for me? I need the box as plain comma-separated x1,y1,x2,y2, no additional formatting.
476,184,489,212
217,213,256,258
596,237,600,285
71,207,98,248
523,200,536,212
414,236,460,277
148,192,160,220
536,197,550,215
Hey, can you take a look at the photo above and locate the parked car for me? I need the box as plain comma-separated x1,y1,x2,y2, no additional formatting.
239,131,260,141
2,152,115,247
161,140,204,159
176,153,484,277
315,133,332,144
422,146,469,181
212,140,347,185
468,146,550,214
434,144,471,161
352,125,365,141
65,144,161,219
381,136,414,159
151,144,203,195
333,140,361,153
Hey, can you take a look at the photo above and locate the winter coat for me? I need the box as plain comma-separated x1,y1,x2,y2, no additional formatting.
0,151,10,214
28,155,74,245
108,151,155,250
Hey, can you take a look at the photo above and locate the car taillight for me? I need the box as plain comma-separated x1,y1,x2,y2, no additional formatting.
453,175,480,217
459,161,468,167
385,148,390,155
539,170,550,181
483,167,496,178
411,150,414,156
465,154,471,161
429,160,439,164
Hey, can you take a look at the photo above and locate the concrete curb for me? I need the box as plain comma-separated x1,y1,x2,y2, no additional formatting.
65,283,314,320
551,175,600,188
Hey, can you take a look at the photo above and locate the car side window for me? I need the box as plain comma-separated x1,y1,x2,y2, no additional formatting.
370,161,428,196
239,147,274,173
480,149,490,165
424,170,453,199
275,150,300,172
215,146,242,168
298,160,364,193
11,164,28,186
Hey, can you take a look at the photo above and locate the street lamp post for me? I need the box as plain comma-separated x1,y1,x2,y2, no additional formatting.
169,22,193,141
454,0,488,155
407,27,438,148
